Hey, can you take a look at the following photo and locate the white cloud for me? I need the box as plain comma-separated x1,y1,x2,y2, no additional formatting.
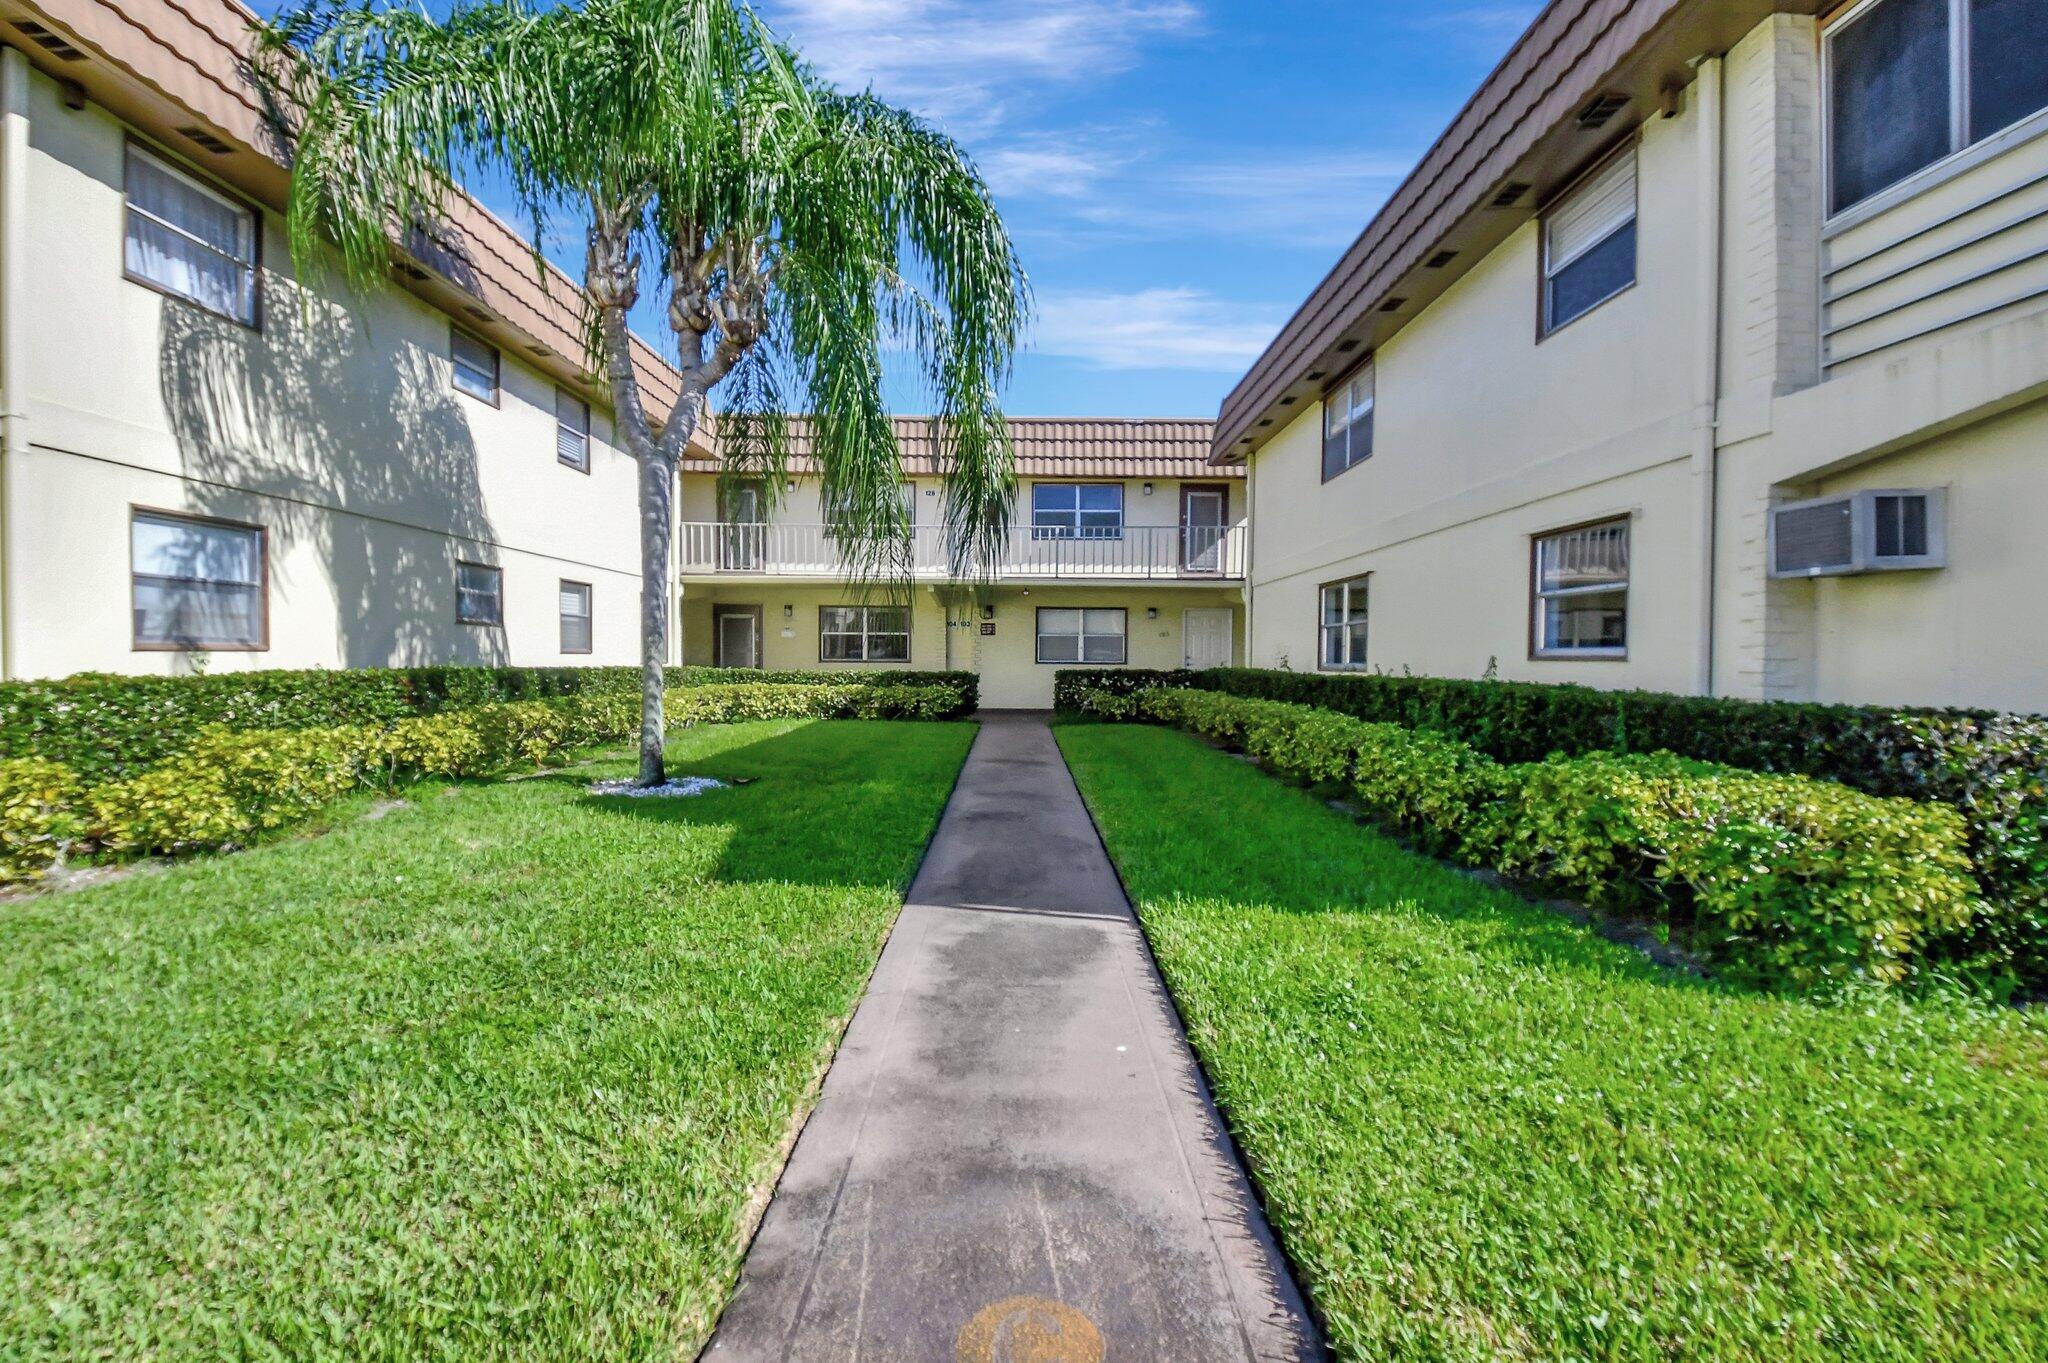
764,0,1198,131
1029,287,1285,371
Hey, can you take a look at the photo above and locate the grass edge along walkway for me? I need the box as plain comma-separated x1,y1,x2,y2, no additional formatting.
1056,721,2048,1363
0,718,974,1363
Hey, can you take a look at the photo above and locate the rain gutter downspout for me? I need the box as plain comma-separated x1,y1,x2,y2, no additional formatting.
1691,54,1725,697
0,46,30,681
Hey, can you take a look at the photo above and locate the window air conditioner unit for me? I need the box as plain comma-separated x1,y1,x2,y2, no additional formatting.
1768,488,1945,579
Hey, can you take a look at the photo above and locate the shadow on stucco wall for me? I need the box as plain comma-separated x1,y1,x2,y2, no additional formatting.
158,289,505,667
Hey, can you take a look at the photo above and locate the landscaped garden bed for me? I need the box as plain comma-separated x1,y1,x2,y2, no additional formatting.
1,670,974,884
1058,667,2048,995
0,718,973,1360
1058,721,2048,1361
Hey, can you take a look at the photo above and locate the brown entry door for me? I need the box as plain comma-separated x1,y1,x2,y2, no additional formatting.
1181,485,1227,572
715,608,760,668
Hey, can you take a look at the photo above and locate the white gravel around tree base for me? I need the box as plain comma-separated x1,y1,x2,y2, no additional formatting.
587,776,729,798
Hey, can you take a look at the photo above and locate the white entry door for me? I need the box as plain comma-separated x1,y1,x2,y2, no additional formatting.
1182,608,1233,670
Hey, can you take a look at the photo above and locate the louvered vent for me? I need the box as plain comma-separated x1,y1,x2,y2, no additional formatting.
178,125,233,155
1576,93,1631,129
465,305,491,321
1425,249,1458,268
1379,297,1407,312
15,21,87,60
1334,338,1361,353
392,261,431,282
1771,499,1855,576
1490,181,1532,207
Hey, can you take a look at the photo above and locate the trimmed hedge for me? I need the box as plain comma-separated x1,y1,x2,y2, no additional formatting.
1,681,972,879
1059,666,2048,988
0,665,978,783
1078,687,1981,991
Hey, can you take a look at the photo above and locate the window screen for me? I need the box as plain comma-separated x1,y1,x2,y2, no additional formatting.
124,144,257,324
1533,520,1629,656
1035,608,1127,664
1319,576,1369,668
556,391,590,470
457,562,503,625
1322,365,1375,481
820,605,910,662
1031,484,1124,539
1543,150,1637,332
131,511,264,647
451,326,499,401
559,581,592,653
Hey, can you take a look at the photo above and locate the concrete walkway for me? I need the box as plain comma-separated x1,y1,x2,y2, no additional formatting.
707,712,1321,1362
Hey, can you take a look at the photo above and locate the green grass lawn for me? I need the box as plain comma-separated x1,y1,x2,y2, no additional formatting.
1058,722,2048,1363
0,719,972,1362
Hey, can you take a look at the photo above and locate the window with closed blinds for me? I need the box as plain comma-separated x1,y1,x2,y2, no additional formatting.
559,580,592,653
556,390,590,471
131,510,265,648
123,144,258,325
1542,149,1637,332
450,326,499,402
1035,608,1126,664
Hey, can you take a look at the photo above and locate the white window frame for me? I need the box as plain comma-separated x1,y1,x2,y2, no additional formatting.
1531,518,1630,659
456,560,504,626
559,579,592,654
450,325,500,403
1541,145,1638,335
1035,607,1128,665
556,390,590,472
819,604,910,663
1823,0,2048,221
122,142,259,326
1318,574,1369,670
130,508,267,650
1030,483,1125,540
1321,363,1375,482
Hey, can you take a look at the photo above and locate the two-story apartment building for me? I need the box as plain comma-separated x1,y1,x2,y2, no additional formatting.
0,0,1243,707
0,0,705,678
1219,0,2048,715
675,417,1244,708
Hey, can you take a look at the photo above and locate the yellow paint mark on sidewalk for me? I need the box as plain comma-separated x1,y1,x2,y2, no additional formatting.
956,1296,1104,1363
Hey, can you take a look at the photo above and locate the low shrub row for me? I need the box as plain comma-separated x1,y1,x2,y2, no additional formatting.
1,682,968,881
1058,666,2047,988
1,665,979,783
1077,687,1982,991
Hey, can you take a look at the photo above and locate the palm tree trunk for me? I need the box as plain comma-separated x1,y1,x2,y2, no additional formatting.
638,451,675,786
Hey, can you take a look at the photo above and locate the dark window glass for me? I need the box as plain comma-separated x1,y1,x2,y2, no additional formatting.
1830,0,1953,211
1546,220,1637,330
1969,0,2048,141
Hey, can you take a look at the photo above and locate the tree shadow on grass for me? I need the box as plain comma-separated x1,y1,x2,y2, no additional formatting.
534,720,974,893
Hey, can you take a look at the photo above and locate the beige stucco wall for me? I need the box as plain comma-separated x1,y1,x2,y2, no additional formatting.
2,64,643,676
1244,13,2048,715
1245,88,1712,691
678,579,1241,709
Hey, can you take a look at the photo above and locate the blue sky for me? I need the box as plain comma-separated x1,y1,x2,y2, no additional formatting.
265,1,1538,419
752,0,1537,417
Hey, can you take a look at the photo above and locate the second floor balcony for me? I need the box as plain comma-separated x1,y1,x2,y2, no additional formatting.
678,521,1245,582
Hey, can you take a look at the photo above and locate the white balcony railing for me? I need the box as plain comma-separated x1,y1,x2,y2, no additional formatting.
678,522,1244,580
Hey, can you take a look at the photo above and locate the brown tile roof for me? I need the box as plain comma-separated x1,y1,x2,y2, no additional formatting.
683,415,1237,478
16,0,691,437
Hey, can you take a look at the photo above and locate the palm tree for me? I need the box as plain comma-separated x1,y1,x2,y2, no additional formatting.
253,0,1025,784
